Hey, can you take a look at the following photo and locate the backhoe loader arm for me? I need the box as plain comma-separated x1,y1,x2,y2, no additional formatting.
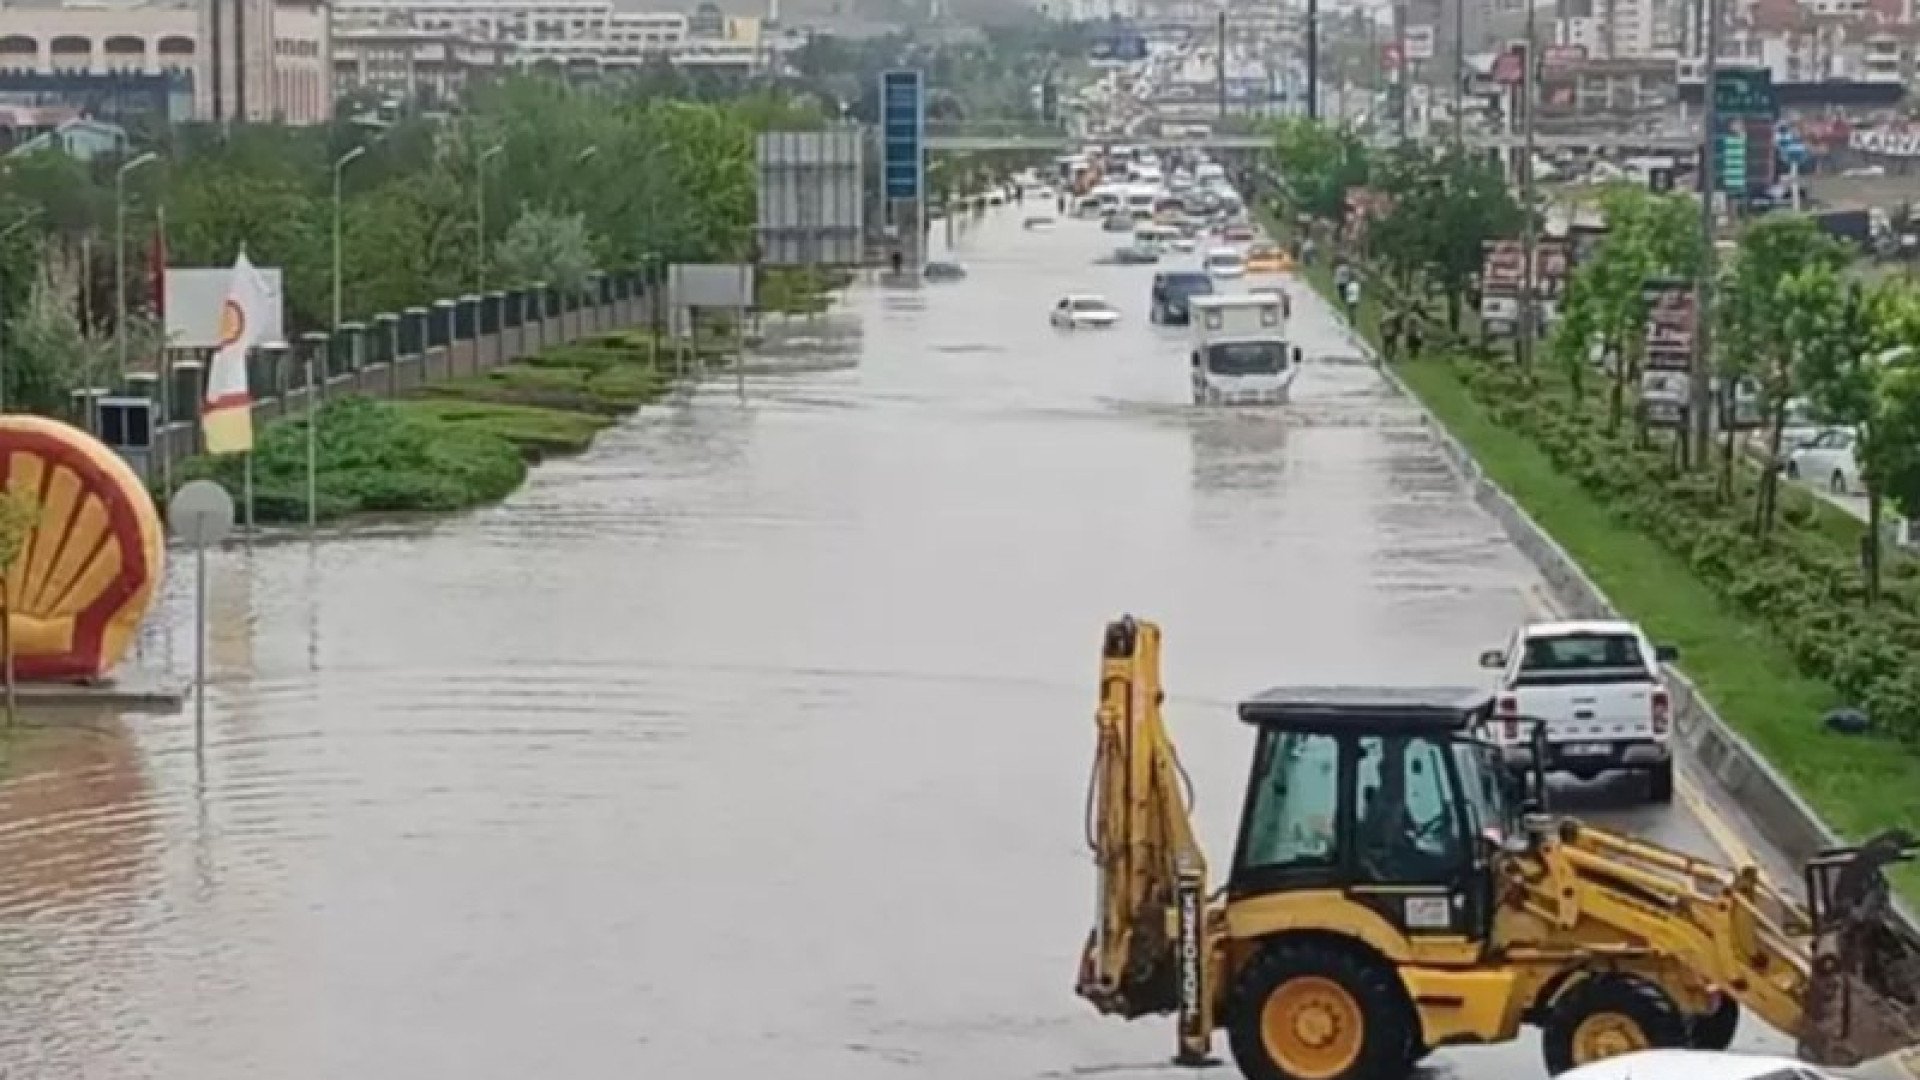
1516,821,1920,1067
1076,616,1216,1066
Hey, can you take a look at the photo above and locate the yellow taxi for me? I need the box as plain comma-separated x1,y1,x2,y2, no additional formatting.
1245,245,1294,274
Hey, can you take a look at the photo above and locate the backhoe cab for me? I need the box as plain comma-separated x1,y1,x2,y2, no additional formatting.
1076,616,1920,1080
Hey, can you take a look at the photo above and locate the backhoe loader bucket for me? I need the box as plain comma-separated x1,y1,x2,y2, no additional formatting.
1799,830,1920,1067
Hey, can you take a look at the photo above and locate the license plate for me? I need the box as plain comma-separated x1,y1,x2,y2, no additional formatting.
1562,742,1613,757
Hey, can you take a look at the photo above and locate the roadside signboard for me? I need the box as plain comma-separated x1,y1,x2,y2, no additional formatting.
1404,25,1435,61
881,69,924,202
1479,239,1570,337
1640,277,1696,427
756,128,866,268
1642,278,1696,373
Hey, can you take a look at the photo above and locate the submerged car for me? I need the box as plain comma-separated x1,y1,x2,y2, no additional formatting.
1050,294,1120,329
1203,247,1247,278
1150,270,1215,325
924,260,967,281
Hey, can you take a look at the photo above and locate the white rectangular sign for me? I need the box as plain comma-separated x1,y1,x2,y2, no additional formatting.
163,267,287,349
1404,25,1436,61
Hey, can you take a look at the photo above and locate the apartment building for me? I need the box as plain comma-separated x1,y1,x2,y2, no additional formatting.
329,0,796,87
0,0,330,123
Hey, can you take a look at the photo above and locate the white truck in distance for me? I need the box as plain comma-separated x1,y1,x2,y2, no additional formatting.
1188,293,1300,406
1479,620,1680,803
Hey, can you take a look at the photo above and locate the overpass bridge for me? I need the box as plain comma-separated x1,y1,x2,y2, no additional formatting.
923,134,1268,153
922,131,1698,155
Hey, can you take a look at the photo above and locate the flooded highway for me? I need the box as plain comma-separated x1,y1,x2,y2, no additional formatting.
0,203,1787,1079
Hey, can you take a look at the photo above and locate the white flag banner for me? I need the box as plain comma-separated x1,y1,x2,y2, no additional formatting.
201,250,272,455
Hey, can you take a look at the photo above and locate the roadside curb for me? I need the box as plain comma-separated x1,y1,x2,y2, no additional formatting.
1348,327,1920,934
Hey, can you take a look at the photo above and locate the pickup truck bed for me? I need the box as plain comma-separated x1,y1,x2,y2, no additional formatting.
1481,621,1676,804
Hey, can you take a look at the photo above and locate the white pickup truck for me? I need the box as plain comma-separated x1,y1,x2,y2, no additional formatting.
1478,620,1680,804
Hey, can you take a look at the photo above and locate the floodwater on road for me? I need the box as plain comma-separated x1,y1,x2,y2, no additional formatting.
0,204,1779,1079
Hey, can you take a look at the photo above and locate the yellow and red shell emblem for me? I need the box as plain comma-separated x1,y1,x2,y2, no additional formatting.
0,415,165,682
217,298,246,349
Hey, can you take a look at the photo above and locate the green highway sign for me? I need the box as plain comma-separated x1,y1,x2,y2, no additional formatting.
1714,68,1776,118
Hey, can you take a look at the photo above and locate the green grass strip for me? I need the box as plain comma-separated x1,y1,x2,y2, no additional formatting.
1280,238,1920,896
1399,355,1920,899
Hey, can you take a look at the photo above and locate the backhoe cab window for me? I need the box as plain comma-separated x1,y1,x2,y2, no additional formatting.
1354,735,1466,883
1241,732,1339,871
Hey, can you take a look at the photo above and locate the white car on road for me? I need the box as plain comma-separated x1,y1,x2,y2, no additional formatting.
1558,1050,1853,1080
1786,426,1862,495
1479,619,1679,803
1050,294,1120,330
1203,247,1246,278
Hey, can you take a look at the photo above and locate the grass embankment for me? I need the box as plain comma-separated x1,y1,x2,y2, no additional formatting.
1295,260,1920,897
175,330,675,523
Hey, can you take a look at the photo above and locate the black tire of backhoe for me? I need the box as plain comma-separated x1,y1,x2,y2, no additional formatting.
1689,995,1740,1051
1226,939,1415,1080
1542,974,1690,1076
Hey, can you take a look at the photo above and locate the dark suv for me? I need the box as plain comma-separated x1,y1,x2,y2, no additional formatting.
1150,271,1214,325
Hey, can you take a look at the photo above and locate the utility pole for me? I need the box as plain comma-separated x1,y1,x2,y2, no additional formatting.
1518,0,1538,371
1307,0,1320,119
1453,0,1465,145
1394,1,1410,140
1691,0,1722,468
1217,9,1228,120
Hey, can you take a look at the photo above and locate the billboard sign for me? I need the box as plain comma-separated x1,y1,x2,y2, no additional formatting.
1642,278,1696,373
668,263,755,339
163,267,286,349
881,69,924,202
756,128,866,267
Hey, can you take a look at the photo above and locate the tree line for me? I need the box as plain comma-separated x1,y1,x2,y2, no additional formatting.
1267,115,1920,742
0,75,824,417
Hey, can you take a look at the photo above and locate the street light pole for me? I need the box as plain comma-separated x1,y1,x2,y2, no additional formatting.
1518,0,1538,371
318,144,369,533
1692,0,1723,467
476,144,504,291
1453,0,1466,146
0,209,44,415
114,151,159,429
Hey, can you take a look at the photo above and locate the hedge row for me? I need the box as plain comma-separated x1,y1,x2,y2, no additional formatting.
1453,356,1920,746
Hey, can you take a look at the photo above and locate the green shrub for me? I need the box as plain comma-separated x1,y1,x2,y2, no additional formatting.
176,396,527,524
1449,356,1920,746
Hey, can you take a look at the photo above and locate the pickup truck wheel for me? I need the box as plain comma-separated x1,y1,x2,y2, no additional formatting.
1542,974,1688,1075
1647,760,1674,804
1227,939,1412,1080
1688,995,1739,1051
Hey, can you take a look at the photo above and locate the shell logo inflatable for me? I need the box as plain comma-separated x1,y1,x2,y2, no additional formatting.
0,415,165,682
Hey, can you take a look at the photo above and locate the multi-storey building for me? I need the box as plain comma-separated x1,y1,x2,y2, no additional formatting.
0,0,330,124
329,0,797,87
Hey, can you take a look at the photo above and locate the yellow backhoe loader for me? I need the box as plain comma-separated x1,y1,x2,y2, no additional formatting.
1076,616,1920,1080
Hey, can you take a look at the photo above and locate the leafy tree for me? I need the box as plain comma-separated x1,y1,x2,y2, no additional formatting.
1787,268,1917,604
495,208,595,296
1547,186,1695,434
1720,214,1851,533
1364,144,1520,333
1263,116,1369,223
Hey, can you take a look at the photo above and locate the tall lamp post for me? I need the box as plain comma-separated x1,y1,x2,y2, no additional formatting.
114,150,159,428
476,144,504,291
0,208,44,415
314,144,370,533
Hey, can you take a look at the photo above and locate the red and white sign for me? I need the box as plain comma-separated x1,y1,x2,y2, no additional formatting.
1404,25,1435,61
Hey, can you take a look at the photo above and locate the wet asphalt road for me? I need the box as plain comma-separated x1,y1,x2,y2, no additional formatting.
0,202,1790,1079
